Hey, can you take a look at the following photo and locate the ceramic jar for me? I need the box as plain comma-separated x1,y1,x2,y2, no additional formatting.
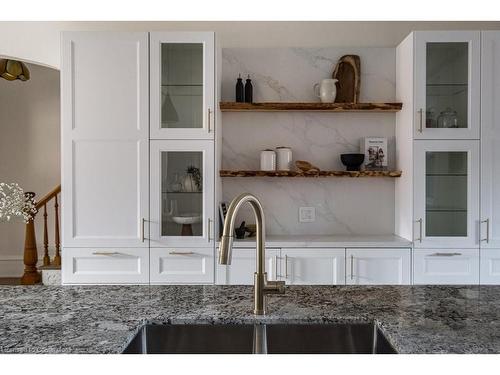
313,78,338,103
276,147,293,171
260,149,276,171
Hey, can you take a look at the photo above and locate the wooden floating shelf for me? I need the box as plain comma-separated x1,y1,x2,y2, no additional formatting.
219,102,403,112
220,170,402,178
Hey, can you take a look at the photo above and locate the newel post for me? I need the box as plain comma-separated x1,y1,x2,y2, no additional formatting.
20,192,41,285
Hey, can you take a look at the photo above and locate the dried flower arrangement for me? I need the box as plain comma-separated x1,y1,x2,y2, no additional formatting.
0,183,37,223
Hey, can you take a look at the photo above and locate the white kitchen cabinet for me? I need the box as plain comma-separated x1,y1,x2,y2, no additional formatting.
481,31,500,249
216,248,280,285
150,140,215,248
413,248,479,284
150,247,214,284
61,32,149,248
480,249,500,285
150,32,215,140
413,140,479,248
413,31,480,140
62,248,149,284
280,249,345,285
346,248,411,285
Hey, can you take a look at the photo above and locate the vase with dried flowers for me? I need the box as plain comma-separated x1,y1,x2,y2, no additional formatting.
0,183,37,223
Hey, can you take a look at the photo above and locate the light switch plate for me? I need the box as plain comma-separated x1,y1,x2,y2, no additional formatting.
299,207,315,223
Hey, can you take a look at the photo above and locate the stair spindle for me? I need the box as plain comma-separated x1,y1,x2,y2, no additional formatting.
53,194,61,266
42,204,50,266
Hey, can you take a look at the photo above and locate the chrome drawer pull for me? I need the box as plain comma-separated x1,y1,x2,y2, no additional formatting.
92,251,120,256
429,252,462,257
169,251,195,255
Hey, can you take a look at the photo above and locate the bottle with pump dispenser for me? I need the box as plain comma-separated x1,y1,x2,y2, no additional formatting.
235,74,244,102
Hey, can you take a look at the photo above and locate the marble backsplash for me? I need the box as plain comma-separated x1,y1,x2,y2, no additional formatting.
221,47,397,235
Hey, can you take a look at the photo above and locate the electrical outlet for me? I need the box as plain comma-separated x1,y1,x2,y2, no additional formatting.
299,207,315,223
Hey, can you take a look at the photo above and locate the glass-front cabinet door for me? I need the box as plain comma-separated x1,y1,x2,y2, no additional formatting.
414,31,480,139
150,140,214,247
150,32,214,139
414,140,479,248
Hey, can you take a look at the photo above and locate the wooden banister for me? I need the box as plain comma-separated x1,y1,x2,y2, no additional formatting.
21,184,61,285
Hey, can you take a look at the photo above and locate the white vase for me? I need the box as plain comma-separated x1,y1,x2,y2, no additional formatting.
182,174,198,192
313,78,338,103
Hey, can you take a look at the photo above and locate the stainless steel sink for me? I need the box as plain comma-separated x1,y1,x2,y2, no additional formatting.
122,323,397,354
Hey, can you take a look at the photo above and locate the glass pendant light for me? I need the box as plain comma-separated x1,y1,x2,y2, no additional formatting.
0,59,30,81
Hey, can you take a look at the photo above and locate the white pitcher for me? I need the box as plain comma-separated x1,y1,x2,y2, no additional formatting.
313,78,338,103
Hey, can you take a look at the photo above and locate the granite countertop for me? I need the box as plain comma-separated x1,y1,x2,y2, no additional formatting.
0,285,499,354
219,234,412,248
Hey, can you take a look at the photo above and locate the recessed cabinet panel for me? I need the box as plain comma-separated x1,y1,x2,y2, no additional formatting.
481,31,500,248
61,32,149,249
150,140,214,247
480,249,500,284
281,249,345,285
414,141,479,248
346,248,411,285
150,32,214,139
62,248,149,284
216,248,280,285
413,249,479,284
150,248,214,284
414,31,480,139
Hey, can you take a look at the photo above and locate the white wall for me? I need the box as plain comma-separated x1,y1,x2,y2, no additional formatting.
1,21,499,69
0,63,60,276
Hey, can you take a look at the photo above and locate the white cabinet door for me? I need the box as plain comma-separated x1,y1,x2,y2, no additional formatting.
414,140,479,248
150,32,215,140
346,248,411,285
150,140,215,248
216,248,280,285
150,247,214,284
414,31,480,139
61,32,149,248
480,249,500,285
481,31,500,248
281,249,345,285
414,249,479,284
62,248,149,284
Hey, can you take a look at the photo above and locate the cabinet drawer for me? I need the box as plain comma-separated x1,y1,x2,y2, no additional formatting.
480,249,500,285
62,248,149,284
413,249,479,284
150,247,214,284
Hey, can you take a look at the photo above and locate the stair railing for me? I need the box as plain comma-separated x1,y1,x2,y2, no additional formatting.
21,185,61,285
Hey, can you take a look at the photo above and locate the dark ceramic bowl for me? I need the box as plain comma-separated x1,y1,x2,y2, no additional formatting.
340,153,365,171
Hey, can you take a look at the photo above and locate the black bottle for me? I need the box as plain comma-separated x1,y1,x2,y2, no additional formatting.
244,75,253,103
235,74,244,102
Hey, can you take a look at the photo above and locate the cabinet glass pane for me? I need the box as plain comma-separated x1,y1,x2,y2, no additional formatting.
161,151,203,237
425,152,467,237
161,43,203,129
426,43,468,129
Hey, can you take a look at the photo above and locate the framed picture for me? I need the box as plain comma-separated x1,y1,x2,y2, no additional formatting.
361,137,387,170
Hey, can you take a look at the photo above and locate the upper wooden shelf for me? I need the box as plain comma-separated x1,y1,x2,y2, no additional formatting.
220,170,402,178
219,102,403,112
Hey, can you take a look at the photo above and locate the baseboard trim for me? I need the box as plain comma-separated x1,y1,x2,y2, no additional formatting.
0,256,24,277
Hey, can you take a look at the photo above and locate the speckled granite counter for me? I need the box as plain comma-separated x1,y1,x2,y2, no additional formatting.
0,285,499,354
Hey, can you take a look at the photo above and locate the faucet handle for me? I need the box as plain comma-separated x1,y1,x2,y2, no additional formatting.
264,280,286,295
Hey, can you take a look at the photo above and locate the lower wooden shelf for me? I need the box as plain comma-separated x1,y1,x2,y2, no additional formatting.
219,170,402,178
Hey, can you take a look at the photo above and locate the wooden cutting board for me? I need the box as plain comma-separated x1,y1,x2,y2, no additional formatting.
332,55,360,103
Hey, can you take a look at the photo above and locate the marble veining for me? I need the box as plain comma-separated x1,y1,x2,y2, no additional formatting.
1,285,500,354
221,47,397,235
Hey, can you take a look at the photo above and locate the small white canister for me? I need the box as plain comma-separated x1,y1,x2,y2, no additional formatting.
260,149,276,171
276,146,293,171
